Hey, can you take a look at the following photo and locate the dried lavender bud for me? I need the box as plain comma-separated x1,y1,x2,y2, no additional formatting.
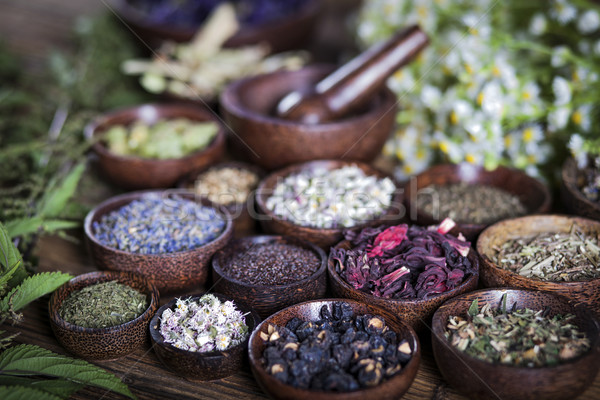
93,193,225,254
265,165,396,229
260,303,413,392
221,242,320,285
417,182,527,225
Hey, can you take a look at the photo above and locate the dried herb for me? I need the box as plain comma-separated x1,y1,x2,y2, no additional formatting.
59,281,148,329
445,296,591,367
192,166,259,205
331,220,474,299
416,182,527,225
493,225,600,282
261,303,413,391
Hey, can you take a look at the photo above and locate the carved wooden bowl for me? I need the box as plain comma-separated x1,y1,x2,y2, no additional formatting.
255,159,404,250
403,163,552,241
149,293,261,381
431,288,600,400
49,271,160,360
84,190,233,293
179,161,265,236
561,157,600,221
328,238,479,332
248,299,421,400
477,214,600,315
85,103,226,189
211,235,327,318
219,65,397,171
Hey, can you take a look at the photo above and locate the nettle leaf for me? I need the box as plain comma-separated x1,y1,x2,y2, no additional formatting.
0,377,82,398
0,222,27,287
0,272,72,313
38,163,85,219
0,345,135,399
468,299,479,317
0,385,62,400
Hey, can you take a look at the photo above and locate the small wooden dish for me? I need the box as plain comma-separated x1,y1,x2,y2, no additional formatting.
477,214,600,315
403,163,552,241
149,293,261,381
561,157,600,221
49,271,160,360
328,238,479,332
85,103,226,189
220,65,397,171
248,299,421,400
255,159,404,249
84,190,233,293
431,288,600,400
211,235,327,318
179,161,265,236
110,0,320,52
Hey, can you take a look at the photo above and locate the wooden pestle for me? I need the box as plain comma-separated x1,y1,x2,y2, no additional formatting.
276,25,429,124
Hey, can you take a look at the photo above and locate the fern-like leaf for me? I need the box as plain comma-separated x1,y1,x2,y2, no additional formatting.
0,222,27,288
0,272,72,313
0,345,135,399
0,385,62,400
0,377,82,398
38,162,85,219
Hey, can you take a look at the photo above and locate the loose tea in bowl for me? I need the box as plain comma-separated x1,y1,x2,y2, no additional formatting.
192,165,260,207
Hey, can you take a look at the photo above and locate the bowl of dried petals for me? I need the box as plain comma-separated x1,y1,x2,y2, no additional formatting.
328,219,479,332
149,293,260,381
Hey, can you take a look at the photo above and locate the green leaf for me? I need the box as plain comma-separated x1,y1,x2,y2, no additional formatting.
468,299,479,317
501,293,508,314
38,163,85,219
4,218,44,239
0,272,72,313
0,377,82,398
0,222,27,287
0,385,62,400
0,345,135,399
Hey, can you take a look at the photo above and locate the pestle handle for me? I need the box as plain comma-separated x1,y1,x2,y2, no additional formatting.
277,25,429,124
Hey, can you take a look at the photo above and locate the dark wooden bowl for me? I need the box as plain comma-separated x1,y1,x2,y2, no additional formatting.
328,238,479,332
403,163,552,241
561,157,600,221
84,190,233,293
477,214,600,315
211,235,327,318
179,161,265,236
149,293,261,381
254,160,404,249
49,271,160,360
110,0,320,52
248,298,421,400
85,103,226,190
431,288,600,400
219,65,397,171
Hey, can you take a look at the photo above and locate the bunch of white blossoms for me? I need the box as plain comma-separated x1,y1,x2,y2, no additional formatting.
358,0,600,179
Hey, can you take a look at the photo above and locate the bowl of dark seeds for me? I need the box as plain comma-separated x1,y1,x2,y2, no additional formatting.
211,235,327,318
561,156,600,221
248,299,420,400
431,288,600,400
49,270,160,360
477,214,600,314
84,190,233,293
404,163,551,241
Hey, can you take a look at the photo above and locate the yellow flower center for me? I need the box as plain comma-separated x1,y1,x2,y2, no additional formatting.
523,128,534,143
450,111,458,125
417,6,428,18
527,154,537,163
469,27,479,36
492,66,501,77
417,148,426,159
522,91,531,101
395,148,404,161
402,164,413,174
465,63,474,74
572,111,583,125
504,136,512,147
465,154,477,164
477,92,484,106
439,141,450,154
393,70,403,80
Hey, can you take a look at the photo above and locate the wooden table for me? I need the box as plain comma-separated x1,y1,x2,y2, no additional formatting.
1,1,599,399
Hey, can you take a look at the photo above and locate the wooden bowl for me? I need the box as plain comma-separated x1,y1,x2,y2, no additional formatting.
179,161,265,236
49,271,160,360
328,238,479,332
254,160,404,249
219,65,397,171
84,190,233,293
149,293,261,381
403,163,552,241
211,235,327,318
110,0,320,52
561,157,600,220
85,103,226,189
431,288,600,400
476,214,600,315
248,298,421,400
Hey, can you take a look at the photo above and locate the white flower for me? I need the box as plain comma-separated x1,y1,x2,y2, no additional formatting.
572,104,593,132
578,10,600,34
548,106,571,131
480,81,504,119
521,124,544,145
568,133,588,168
529,13,547,36
421,85,442,109
551,46,570,68
551,0,577,25
552,76,572,106
215,334,232,351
